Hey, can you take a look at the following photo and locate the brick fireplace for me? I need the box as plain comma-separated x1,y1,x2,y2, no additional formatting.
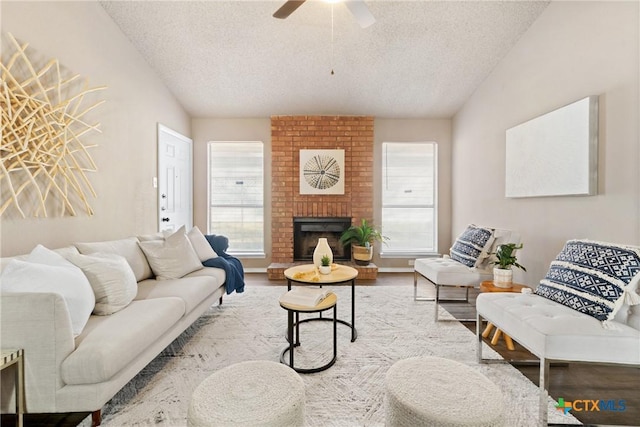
268,115,375,279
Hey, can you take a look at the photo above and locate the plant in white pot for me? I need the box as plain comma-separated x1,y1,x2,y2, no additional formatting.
490,243,526,288
339,219,389,266
319,254,332,275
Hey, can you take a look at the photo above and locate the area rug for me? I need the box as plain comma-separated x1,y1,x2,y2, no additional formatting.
97,285,579,426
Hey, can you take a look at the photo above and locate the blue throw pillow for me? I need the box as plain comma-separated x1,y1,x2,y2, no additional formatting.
535,239,640,321
449,225,494,268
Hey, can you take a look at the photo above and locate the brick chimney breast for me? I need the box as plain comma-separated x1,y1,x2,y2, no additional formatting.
270,115,374,264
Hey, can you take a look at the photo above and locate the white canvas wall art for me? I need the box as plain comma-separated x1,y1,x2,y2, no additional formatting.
505,96,598,198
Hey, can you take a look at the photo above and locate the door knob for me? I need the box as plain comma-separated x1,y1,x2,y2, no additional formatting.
161,217,170,222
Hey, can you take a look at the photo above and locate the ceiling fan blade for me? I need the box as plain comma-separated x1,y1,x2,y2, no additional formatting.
344,0,375,28
273,0,306,19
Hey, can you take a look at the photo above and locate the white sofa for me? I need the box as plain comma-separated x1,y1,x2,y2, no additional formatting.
0,234,227,425
476,239,640,425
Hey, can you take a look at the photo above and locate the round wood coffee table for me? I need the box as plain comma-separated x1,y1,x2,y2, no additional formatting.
284,264,358,342
480,280,531,350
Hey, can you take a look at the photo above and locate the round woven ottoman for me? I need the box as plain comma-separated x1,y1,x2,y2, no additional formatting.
188,360,305,427
385,356,504,427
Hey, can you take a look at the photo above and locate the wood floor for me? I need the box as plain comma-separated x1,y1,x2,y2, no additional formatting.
396,272,639,427
4,272,638,426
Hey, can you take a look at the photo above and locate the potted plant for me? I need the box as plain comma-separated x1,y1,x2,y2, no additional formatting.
490,243,526,288
319,254,332,275
339,219,389,266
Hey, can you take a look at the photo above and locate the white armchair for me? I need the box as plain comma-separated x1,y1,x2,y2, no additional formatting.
413,225,520,321
476,239,640,425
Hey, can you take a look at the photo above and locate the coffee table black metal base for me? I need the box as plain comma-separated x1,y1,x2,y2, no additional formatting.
280,297,337,374
286,277,357,342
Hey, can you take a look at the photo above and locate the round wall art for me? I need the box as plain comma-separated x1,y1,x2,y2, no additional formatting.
299,149,345,195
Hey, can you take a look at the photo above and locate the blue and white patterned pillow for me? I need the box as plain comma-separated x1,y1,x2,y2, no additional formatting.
535,239,640,321
449,225,494,268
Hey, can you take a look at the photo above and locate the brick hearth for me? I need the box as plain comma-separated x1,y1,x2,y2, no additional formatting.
268,115,375,279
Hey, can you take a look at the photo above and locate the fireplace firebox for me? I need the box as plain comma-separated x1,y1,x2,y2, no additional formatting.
293,217,352,262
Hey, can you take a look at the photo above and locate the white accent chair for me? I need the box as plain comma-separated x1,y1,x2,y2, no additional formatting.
476,239,640,425
414,227,520,321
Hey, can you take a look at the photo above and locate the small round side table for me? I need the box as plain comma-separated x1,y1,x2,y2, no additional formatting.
279,291,338,373
480,281,531,351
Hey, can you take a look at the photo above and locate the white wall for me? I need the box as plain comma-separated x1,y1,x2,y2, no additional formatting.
374,119,452,269
452,1,639,284
191,118,271,269
0,2,190,256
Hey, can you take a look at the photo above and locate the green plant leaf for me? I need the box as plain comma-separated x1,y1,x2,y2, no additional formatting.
490,243,526,271
339,219,389,247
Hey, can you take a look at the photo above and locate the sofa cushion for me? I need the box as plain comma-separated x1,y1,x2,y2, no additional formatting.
535,239,640,321
414,257,492,286
61,297,185,385
66,253,138,315
138,226,203,280
75,237,154,282
477,293,640,365
184,265,226,285
135,276,219,314
187,226,218,261
449,225,494,268
1,246,79,273
137,232,164,241
1,245,95,336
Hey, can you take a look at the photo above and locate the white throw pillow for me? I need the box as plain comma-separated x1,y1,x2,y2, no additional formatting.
0,245,95,336
187,226,218,261
138,226,203,280
66,253,138,315
75,237,154,282
137,232,164,242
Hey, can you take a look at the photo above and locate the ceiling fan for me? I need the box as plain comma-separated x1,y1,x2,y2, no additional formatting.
273,0,376,29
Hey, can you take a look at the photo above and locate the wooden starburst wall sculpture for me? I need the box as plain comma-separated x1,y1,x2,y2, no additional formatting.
1,32,106,218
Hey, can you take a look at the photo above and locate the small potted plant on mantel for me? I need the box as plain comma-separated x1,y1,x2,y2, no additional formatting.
339,219,389,266
490,243,526,288
319,254,332,275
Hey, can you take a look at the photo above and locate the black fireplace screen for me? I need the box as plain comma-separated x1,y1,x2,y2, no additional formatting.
293,217,352,261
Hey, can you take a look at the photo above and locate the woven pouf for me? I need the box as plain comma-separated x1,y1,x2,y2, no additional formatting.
188,360,305,427
385,356,504,427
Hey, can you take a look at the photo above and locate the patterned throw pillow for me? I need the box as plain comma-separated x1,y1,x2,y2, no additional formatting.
449,225,494,268
535,239,640,321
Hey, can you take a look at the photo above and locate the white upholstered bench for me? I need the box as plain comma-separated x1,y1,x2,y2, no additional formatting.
476,239,640,425
414,225,520,321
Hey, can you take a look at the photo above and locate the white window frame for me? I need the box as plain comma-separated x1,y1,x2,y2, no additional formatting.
207,141,265,257
380,141,438,257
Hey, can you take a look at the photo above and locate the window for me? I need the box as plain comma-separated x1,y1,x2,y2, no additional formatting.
208,141,264,256
381,142,437,256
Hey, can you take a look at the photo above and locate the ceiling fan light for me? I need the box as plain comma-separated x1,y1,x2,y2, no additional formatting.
345,0,375,28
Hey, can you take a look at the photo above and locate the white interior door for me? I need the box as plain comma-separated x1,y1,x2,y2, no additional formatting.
158,124,193,232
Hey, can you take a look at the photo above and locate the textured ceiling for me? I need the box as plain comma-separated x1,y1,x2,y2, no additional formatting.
100,1,549,118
